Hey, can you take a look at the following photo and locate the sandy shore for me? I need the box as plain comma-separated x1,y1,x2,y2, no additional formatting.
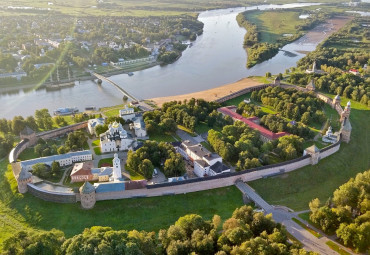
149,77,263,106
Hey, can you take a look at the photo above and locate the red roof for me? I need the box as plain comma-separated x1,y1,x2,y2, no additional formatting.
218,106,288,140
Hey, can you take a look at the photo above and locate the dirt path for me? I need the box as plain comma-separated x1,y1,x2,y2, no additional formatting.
149,77,263,107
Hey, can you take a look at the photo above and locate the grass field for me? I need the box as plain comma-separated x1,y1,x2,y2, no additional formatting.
178,125,196,137
98,158,113,167
249,96,370,211
245,10,305,44
0,155,243,249
326,241,351,255
149,132,177,142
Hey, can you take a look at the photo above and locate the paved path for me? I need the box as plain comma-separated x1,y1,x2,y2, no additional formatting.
234,180,345,255
176,129,197,144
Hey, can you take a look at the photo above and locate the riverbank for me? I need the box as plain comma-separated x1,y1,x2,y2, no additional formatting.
149,77,264,106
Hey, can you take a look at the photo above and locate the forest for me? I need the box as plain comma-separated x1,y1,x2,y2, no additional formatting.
308,170,370,253
2,205,318,255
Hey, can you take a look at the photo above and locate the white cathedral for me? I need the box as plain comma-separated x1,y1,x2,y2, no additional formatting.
100,122,135,153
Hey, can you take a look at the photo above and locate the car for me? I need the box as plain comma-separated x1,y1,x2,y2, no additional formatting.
152,168,158,177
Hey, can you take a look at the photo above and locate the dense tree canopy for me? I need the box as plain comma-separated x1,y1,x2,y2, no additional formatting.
309,170,370,252
2,206,318,255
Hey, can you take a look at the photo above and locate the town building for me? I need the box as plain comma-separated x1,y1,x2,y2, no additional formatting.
119,105,135,121
70,161,113,183
175,140,230,177
130,117,147,138
322,126,339,144
0,71,27,80
100,122,135,153
20,150,92,171
217,106,289,142
349,69,360,76
88,118,105,136
306,61,324,74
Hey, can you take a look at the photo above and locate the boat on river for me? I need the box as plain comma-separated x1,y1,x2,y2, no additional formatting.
53,107,79,116
128,72,134,76
46,66,75,90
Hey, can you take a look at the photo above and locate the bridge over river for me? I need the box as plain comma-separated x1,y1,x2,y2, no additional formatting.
90,72,154,111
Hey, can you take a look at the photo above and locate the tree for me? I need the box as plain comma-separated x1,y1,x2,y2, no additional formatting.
35,109,53,130
32,163,49,179
163,153,186,177
301,112,311,125
51,161,61,177
139,159,154,179
2,229,65,255
12,116,25,135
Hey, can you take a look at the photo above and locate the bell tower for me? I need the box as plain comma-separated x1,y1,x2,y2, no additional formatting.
112,153,122,181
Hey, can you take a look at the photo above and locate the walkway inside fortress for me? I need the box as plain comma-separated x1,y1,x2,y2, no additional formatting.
234,180,354,255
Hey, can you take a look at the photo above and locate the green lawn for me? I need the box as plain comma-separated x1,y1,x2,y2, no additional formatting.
178,125,196,137
303,140,328,150
98,158,113,167
244,10,305,44
103,108,120,117
326,241,351,255
93,147,102,155
249,97,370,211
17,148,38,161
149,132,176,142
223,92,252,107
126,168,146,181
195,122,222,134
0,156,243,249
92,139,100,147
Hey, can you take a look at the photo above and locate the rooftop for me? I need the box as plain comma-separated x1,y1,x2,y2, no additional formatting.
209,161,230,174
21,150,92,168
94,182,125,193
80,181,95,194
218,107,288,140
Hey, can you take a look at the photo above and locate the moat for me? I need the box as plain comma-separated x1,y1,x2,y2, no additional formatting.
1,2,336,119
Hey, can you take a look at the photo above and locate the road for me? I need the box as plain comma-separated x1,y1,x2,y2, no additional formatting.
234,180,354,255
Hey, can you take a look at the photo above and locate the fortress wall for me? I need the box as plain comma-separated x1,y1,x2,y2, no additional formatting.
27,183,77,203
215,84,271,103
95,156,312,201
9,139,30,163
319,141,341,159
37,121,88,140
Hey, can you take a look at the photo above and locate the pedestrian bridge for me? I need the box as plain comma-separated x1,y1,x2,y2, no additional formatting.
91,72,138,101
234,179,273,212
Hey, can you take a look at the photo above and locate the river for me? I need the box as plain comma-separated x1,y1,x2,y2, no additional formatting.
1,2,331,119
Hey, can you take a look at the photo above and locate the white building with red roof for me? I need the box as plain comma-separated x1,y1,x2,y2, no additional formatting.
217,106,289,142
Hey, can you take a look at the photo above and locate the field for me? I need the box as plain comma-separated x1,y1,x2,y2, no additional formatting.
0,0,340,17
249,97,370,211
244,10,305,44
0,156,243,249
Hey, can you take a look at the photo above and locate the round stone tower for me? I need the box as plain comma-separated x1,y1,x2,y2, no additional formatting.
340,117,352,143
17,169,33,193
333,95,341,106
79,181,96,209
340,101,351,122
